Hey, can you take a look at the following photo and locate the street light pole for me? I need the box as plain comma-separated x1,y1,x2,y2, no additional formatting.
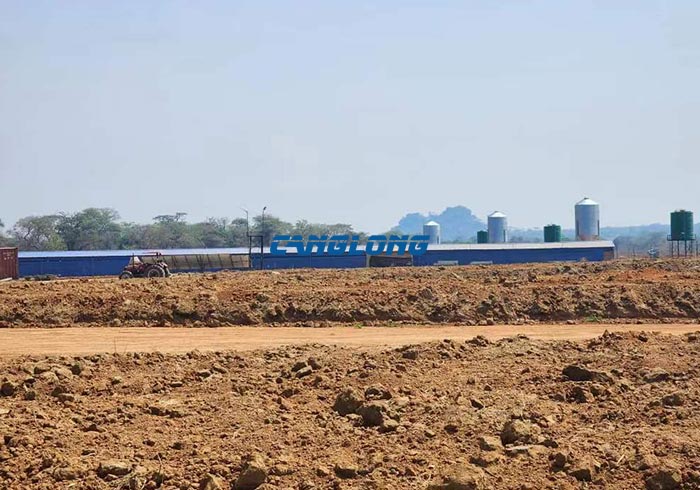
242,208,252,269
261,206,267,270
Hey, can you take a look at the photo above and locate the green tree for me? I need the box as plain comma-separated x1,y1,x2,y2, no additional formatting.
153,212,188,224
227,218,251,247
192,218,230,248
147,213,203,249
8,208,376,251
0,219,14,247
251,214,293,246
11,215,66,250
56,208,122,250
116,223,149,249
292,220,359,238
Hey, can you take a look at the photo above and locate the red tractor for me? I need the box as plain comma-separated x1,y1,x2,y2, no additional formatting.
119,254,171,279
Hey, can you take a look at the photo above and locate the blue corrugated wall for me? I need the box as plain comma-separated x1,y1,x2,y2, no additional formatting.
250,254,366,270
413,247,609,266
18,246,613,277
19,256,258,277
19,256,132,277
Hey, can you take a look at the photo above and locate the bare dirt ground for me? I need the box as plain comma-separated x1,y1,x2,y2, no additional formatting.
0,324,698,357
2,258,700,328
2,331,700,489
2,259,700,489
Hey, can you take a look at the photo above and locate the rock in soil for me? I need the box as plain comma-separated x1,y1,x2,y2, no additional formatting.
0,381,17,397
199,473,225,490
562,364,612,383
645,467,683,490
567,457,597,482
333,459,359,479
333,388,364,415
661,392,685,407
235,455,267,490
356,401,396,427
644,368,671,383
500,420,537,445
477,435,503,452
428,464,485,490
97,460,132,478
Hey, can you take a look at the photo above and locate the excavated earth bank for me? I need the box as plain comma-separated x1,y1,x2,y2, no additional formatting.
2,259,700,328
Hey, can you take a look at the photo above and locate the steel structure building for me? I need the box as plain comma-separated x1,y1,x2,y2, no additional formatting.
18,241,615,277
411,242,614,266
18,248,252,278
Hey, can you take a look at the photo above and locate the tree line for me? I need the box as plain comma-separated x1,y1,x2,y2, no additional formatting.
0,207,684,257
0,208,365,251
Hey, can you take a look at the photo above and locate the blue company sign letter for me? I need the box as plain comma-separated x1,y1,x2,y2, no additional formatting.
271,234,430,256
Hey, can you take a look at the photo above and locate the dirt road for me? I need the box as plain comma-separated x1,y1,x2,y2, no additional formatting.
1,323,698,357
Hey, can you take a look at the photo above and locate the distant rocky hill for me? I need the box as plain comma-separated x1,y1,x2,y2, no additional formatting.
397,206,485,242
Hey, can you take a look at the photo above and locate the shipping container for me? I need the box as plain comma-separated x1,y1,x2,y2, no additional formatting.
0,247,19,279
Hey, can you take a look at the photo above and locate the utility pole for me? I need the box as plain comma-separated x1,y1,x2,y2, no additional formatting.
261,206,267,270
241,208,252,269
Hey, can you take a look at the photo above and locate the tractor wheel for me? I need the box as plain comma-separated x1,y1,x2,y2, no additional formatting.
119,271,134,280
145,265,166,278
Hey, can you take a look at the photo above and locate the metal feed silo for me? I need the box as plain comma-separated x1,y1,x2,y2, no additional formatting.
476,230,488,244
575,198,600,241
423,221,441,244
487,211,508,243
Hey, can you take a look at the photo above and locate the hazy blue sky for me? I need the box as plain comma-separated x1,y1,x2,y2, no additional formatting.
1,1,698,232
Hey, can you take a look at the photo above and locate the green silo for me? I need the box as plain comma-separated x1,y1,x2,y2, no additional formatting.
476,230,488,244
544,224,562,243
670,210,694,241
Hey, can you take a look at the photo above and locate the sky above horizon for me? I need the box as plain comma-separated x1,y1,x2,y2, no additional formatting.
1,1,699,233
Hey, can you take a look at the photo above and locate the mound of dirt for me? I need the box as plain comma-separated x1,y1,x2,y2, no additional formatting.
1,331,700,489
2,258,700,328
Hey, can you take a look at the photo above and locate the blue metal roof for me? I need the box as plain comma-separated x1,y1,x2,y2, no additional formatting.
18,247,256,258
424,241,615,251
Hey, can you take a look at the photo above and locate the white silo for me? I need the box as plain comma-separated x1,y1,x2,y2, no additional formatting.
487,211,508,243
575,197,600,241
423,221,440,244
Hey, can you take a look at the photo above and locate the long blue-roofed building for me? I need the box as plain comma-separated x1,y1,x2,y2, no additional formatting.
18,241,615,278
